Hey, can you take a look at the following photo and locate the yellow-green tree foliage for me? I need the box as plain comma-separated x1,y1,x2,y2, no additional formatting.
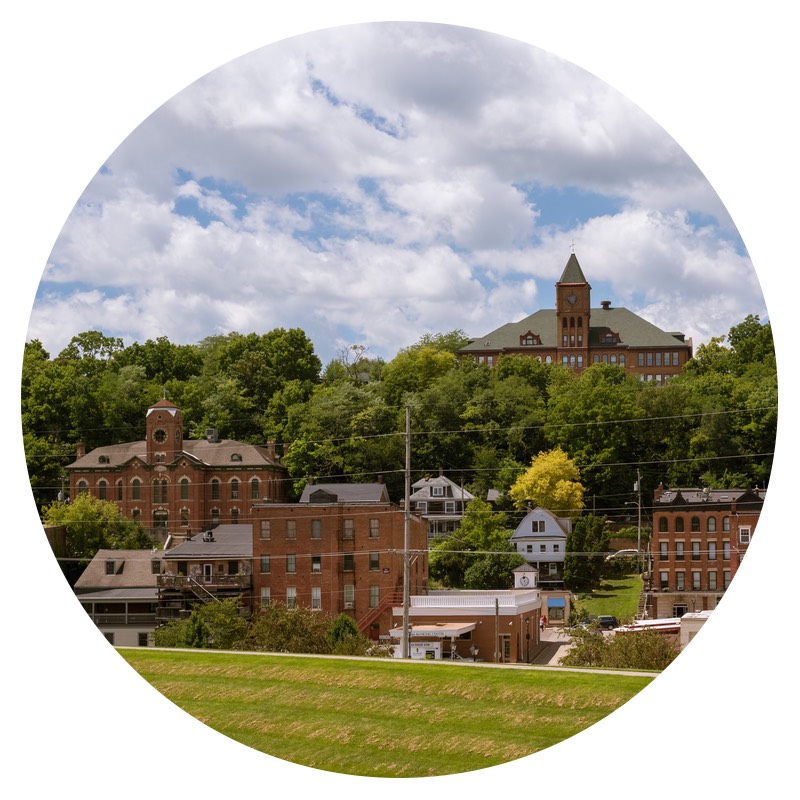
508,448,585,515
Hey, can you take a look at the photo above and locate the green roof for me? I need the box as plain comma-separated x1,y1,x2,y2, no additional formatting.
559,253,588,284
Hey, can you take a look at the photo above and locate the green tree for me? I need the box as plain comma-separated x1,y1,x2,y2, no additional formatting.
559,627,679,670
508,448,585,515
326,613,372,655
152,597,249,650
563,513,610,591
429,498,522,589
245,603,334,653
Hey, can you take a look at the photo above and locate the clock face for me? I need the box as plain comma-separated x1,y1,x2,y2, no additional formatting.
566,293,577,305
520,575,529,586
153,428,167,443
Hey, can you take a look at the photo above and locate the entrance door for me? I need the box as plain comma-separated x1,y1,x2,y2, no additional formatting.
203,563,213,584
500,634,511,663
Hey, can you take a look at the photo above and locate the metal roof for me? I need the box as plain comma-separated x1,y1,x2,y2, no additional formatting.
161,524,252,559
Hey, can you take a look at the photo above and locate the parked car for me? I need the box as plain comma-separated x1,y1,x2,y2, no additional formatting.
597,615,619,630
605,549,639,561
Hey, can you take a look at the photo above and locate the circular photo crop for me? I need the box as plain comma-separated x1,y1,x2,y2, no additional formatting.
25,21,774,779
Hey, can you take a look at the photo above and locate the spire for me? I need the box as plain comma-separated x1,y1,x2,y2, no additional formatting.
558,253,588,284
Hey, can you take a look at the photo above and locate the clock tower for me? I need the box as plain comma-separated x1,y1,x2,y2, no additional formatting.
146,395,184,464
555,253,591,368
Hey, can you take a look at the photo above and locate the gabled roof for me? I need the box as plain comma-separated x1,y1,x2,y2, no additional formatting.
410,474,475,502
74,549,162,591
299,483,391,504
510,507,569,540
161,524,252,560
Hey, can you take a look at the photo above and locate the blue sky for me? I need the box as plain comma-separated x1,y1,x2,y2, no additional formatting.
29,21,765,366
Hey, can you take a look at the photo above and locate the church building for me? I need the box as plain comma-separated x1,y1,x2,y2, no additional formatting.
66,397,288,540
458,254,693,382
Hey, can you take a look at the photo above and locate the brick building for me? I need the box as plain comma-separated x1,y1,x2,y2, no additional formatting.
251,483,428,640
645,485,765,619
66,397,288,539
458,254,693,383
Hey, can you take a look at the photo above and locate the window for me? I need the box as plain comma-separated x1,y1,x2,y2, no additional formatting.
531,519,545,533
286,587,297,609
285,520,296,540
260,587,271,607
708,571,717,591
619,354,626,366
131,478,141,500
151,559,160,574
260,555,270,574
708,516,717,532
739,526,751,544
723,541,731,560
691,517,701,532
672,604,688,618
539,544,547,553
311,555,322,573
105,560,115,575
692,541,701,560
344,584,355,607
153,479,168,503
722,516,730,532
260,520,271,540
708,542,717,561
138,632,149,647
444,501,456,513
525,544,533,553
658,517,668,532
675,517,685,532
416,501,428,513
369,518,380,538
664,352,671,367
211,479,220,500
638,352,645,367
311,519,322,539
343,519,354,539
660,541,669,560
369,585,380,608
432,486,444,497
659,571,669,589
676,571,685,591
343,553,354,571
723,570,731,589
369,552,380,571
116,480,123,501
231,478,239,499
98,480,107,500
646,352,653,367
311,586,321,610
286,554,296,574
553,544,560,553
181,509,189,527
675,541,685,561
692,571,702,590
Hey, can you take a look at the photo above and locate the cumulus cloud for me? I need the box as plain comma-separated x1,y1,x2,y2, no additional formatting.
29,21,763,364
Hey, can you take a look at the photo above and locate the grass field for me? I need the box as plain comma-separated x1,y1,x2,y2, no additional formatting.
120,648,654,778
578,572,643,620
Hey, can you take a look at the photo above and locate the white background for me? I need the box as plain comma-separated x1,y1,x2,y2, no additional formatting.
2,3,797,796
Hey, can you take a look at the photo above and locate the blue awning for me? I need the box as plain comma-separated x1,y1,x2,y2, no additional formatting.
547,597,566,607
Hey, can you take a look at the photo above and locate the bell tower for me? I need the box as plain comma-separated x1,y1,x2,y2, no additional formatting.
555,253,591,369
145,395,184,464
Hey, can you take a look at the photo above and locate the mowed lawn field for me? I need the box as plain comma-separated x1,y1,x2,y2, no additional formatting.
120,648,655,777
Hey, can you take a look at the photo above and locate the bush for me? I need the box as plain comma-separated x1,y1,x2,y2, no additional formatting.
559,627,679,671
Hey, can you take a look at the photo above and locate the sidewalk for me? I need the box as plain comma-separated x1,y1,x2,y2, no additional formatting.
530,625,573,665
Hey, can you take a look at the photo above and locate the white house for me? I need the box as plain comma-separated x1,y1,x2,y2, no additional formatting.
409,471,475,542
510,507,570,587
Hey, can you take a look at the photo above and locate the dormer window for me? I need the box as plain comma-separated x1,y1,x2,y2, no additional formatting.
98,455,110,464
231,453,242,462
432,486,444,497
520,331,541,346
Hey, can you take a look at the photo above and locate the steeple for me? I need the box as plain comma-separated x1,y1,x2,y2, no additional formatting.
559,253,588,285
146,396,184,464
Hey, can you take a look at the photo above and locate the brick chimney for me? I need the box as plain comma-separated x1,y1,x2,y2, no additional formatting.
76,441,86,459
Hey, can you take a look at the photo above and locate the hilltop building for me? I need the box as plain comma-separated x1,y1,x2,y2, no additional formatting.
65,397,288,540
458,254,693,382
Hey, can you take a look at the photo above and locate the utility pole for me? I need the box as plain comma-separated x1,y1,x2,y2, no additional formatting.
401,405,411,659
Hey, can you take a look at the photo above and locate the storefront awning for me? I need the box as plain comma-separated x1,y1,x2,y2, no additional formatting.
547,597,566,607
388,621,477,638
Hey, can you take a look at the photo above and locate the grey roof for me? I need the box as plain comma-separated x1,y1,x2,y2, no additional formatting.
460,306,690,354
161,524,253,559
510,508,569,541
410,474,475,502
299,483,391,504
559,253,588,284
74,549,162,590
76,587,159,601
654,488,765,506
67,438,283,470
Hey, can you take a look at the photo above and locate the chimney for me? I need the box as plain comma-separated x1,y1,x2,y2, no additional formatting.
601,300,611,310
264,441,276,460
76,441,86,458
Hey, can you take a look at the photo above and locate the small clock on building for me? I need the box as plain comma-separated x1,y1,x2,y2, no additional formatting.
566,293,577,305
153,428,167,443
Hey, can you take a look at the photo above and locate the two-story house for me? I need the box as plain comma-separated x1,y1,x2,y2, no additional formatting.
509,507,570,588
251,482,428,640
409,471,474,543
646,485,765,619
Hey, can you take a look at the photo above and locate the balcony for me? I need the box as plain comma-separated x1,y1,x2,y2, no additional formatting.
157,574,251,590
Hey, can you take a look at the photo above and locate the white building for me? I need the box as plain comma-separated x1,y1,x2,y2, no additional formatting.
510,507,570,587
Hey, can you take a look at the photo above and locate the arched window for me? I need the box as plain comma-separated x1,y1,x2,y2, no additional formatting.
211,478,220,500
152,479,167,504
675,517,685,532
180,508,189,527
250,478,260,500
619,354,626,365
691,516,701,532
659,518,668,532
77,480,88,495
708,516,717,532
97,480,108,500
131,478,141,500
231,478,239,499
116,480,123,501
610,354,617,365
180,477,190,500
